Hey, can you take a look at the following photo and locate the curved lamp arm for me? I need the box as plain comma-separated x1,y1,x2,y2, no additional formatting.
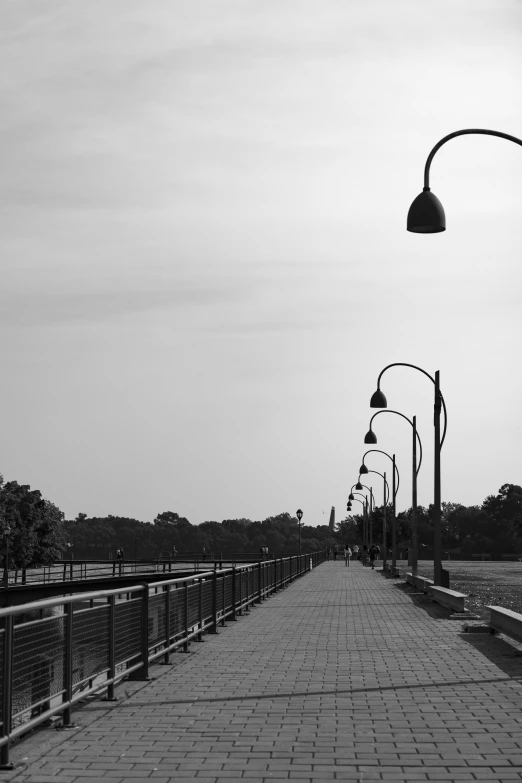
367,410,423,476
366,469,390,505
424,129,522,190
375,362,447,449
350,497,366,509
361,449,400,494
359,484,374,510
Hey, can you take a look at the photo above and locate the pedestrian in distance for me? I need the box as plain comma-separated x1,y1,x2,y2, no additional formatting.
361,544,369,567
353,544,359,561
369,545,377,569
344,544,352,567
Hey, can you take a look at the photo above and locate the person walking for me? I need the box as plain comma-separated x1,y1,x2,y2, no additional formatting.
369,544,377,569
361,544,369,567
353,544,359,561
343,544,352,567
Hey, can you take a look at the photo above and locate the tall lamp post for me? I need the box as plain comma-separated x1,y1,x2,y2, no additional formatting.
359,450,399,571
3,525,11,590
365,469,390,567
370,363,447,585
363,411,423,571
296,509,303,555
347,496,367,542
355,482,374,546
406,129,522,233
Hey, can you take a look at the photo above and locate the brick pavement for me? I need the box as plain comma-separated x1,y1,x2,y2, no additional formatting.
9,561,522,783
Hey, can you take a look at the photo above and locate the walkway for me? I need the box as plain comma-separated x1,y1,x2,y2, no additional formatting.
8,561,522,782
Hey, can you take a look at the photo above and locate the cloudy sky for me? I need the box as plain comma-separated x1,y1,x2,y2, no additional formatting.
1,0,521,526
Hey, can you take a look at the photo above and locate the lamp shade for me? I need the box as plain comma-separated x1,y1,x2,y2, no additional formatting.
355,481,363,490
296,508,303,521
348,493,354,500
407,189,446,233
359,464,369,474
370,388,387,408
364,429,377,444
347,504,352,511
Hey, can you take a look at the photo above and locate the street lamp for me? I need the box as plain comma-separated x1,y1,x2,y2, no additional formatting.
296,509,303,555
406,128,522,233
359,449,400,570
370,362,447,585
365,469,390,567
3,525,11,589
347,494,367,542
352,483,374,546
363,410,423,571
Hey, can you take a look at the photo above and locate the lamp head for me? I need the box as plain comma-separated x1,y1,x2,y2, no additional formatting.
348,492,355,501
296,508,303,521
359,463,369,474
364,428,378,444
355,481,363,491
346,503,352,511
407,188,446,233
370,388,387,408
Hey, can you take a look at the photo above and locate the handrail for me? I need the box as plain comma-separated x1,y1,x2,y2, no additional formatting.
0,551,327,768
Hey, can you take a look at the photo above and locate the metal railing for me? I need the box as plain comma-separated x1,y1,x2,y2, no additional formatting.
0,552,325,768
2,552,324,587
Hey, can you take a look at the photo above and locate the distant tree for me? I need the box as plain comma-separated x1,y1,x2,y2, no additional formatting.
0,476,66,566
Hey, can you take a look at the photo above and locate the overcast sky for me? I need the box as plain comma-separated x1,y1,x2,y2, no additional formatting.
1,0,521,526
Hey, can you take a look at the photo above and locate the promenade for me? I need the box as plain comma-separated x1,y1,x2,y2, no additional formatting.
9,561,522,783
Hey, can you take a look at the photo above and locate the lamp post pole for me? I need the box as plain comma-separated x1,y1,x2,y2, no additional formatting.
433,372,442,584
391,457,396,570
296,509,303,555
411,415,418,574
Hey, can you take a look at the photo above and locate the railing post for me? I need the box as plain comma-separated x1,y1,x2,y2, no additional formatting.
197,578,204,641
0,615,14,770
237,567,242,615
184,581,190,652
104,595,117,699
221,573,226,626
62,602,74,726
231,568,237,620
129,584,150,680
209,571,218,633
257,563,262,604
163,585,171,662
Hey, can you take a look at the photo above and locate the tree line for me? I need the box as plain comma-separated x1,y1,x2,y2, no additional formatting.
0,472,520,566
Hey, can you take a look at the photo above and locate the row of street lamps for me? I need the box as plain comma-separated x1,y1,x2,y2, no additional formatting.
348,362,446,584
348,127,522,586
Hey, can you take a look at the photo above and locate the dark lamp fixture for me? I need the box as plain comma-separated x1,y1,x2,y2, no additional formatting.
370,389,387,408
355,481,363,490
296,509,303,521
407,188,446,233
347,504,352,511
364,430,377,444
359,464,369,474
348,493,355,500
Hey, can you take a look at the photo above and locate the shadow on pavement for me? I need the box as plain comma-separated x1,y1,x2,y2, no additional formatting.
392,580,450,620
458,631,522,680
